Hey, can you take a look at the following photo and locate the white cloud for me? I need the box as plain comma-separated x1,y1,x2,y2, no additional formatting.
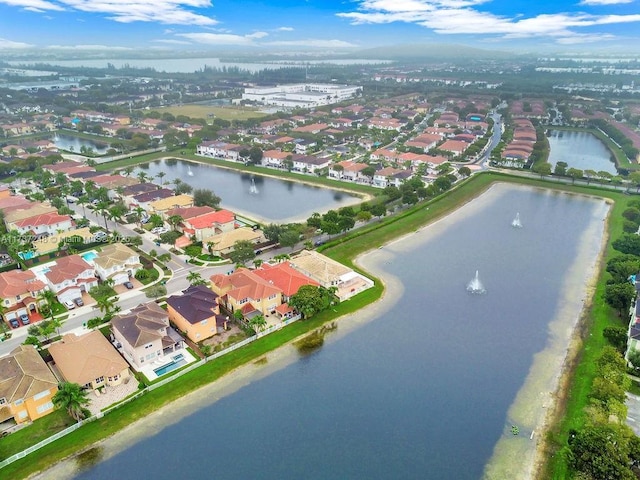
152,39,192,44
0,37,34,49
264,39,357,48
579,0,634,5
46,44,133,50
246,31,268,39
177,32,260,45
277,26,294,31
0,0,64,11
338,0,640,43
0,0,217,25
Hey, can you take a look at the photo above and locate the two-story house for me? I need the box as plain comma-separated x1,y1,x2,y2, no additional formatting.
210,268,283,317
0,270,47,326
166,285,228,342
148,194,194,219
111,302,184,370
12,212,73,237
49,331,131,390
180,209,236,242
44,255,98,305
0,345,58,426
291,155,330,174
262,150,290,168
93,243,142,285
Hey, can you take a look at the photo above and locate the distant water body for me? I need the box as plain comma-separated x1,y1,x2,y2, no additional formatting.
8,58,391,74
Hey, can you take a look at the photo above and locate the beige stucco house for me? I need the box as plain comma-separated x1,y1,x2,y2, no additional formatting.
93,243,142,285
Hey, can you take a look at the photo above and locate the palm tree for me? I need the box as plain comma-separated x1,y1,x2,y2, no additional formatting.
167,214,183,231
77,196,90,218
186,271,207,286
123,166,134,177
248,314,267,333
52,382,90,422
156,171,167,184
94,201,111,232
37,290,57,321
137,171,149,183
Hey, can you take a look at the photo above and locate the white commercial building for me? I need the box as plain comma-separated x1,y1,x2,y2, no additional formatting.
242,83,361,108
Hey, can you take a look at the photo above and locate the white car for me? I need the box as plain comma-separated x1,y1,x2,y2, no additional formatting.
151,227,168,234
64,300,76,310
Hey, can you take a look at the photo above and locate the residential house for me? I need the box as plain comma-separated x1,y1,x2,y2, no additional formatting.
289,250,374,301
332,161,371,183
0,270,47,326
166,285,228,342
4,204,57,230
202,227,265,257
49,332,130,390
0,184,11,199
148,194,194,219
12,212,73,237
165,206,215,222
210,268,283,317
31,227,95,257
0,345,58,426
438,140,469,156
253,261,318,302
372,167,403,188
294,139,317,155
291,155,330,173
129,188,175,210
292,123,329,134
44,255,98,305
180,209,236,242
111,302,184,370
93,243,142,285
262,150,290,168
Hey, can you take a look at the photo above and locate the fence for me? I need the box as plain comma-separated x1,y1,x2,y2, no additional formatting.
0,315,301,470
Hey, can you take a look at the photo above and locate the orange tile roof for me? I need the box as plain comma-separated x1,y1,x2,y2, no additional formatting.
0,270,46,297
211,268,281,302
14,212,71,228
45,255,93,284
253,262,319,297
187,210,235,229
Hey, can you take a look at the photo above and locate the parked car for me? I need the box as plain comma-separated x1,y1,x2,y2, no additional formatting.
9,318,20,329
151,227,168,235
64,300,76,310
74,298,84,307
19,313,30,325
123,281,134,290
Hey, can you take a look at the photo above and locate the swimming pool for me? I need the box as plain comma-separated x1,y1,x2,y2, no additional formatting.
153,353,187,377
81,251,98,263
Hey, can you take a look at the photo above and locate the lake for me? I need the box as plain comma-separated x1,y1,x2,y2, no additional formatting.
547,129,616,174
53,133,110,155
46,184,607,480
135,158,362,223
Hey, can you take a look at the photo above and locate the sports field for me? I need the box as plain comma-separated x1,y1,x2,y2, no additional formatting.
157,104,268,122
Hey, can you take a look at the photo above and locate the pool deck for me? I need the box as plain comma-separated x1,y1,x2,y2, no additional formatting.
136,349,198,382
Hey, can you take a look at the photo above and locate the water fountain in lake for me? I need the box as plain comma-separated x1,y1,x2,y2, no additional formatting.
187,165,194,176
467,270,486,294
249,177,259,194
512,212,522,228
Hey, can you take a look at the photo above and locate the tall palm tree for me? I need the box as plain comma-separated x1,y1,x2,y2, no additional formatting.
52,382,90,422
137,171,149,183
94,201,111,233
37,290,57,321
123,166,134,177
186,271,207,286
167,214,183,231
156,171,166,184
77,196,89,218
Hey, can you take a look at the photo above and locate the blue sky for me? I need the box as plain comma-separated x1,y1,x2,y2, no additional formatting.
1,0,640,53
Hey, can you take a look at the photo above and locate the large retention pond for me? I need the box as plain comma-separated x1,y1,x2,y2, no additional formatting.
135,159,361,223
547,129,617,175
42,183,608,480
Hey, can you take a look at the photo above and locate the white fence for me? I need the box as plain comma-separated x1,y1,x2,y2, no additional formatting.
0,315,301,470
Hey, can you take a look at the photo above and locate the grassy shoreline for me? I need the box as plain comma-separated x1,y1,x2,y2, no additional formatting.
0,171,626,479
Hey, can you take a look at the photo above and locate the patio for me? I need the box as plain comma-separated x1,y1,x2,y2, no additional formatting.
87,378,139,416
135,348,198,382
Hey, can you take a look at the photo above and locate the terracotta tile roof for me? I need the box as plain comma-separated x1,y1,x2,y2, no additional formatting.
211,268,281,303
0,270,46,297
14,211,71,228
187,210,235,229
45,255,93,284
49,332,129,385
253,261,319,297
4,204,57,224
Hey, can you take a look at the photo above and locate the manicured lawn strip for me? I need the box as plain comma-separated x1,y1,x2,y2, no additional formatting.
156,105,268,122
0,410,74,461
1,283,381,479
0,171,623,479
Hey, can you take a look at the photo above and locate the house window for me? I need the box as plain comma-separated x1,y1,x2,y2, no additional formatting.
140,357,144,363
14,398,24,406
36,402,54,414
4,300,8,306
112,374,119,381
95,376,104,384
157,350,162,357
201,319,207,325
15,295,20,301
269,294,277,299
18,410,28,419
0,397,6,405
145,344,154,349
33,390,50,401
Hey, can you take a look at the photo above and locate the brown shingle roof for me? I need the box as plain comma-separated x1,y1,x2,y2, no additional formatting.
111,302,169,348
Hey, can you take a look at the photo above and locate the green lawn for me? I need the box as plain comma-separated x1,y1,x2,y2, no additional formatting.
0,171,628,479
0,410,74,461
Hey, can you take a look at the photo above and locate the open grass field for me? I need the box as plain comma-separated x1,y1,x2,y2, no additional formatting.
156,104,268,122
